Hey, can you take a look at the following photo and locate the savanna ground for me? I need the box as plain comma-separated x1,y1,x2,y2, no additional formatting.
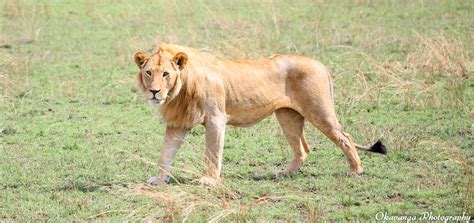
0,0,473,221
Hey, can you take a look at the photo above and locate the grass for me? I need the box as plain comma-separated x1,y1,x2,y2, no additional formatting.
0,0,472,221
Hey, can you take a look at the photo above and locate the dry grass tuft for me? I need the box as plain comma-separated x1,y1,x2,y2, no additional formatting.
381,33,470,76
410,33,470,77
333,31,471,110
2,0,22,17
104,175,293,222
370,33,471,108
2,0,42,45
0,52,29,102
130,183,240,222
62,80,78,98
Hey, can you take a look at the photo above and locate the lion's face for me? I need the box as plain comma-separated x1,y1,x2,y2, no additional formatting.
134,51,188,105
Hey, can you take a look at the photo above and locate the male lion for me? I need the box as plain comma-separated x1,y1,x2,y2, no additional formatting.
134,43,387,186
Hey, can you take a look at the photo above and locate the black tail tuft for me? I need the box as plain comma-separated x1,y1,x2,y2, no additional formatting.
369,140,388,155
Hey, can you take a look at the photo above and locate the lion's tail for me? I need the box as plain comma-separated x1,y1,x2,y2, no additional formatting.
354,140,388,154
326,68,334,103
322,63,386,155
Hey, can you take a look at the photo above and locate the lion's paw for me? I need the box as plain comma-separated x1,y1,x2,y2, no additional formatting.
147,176,170,185
198,176,218,187
275,171,288,178
275,169,298,178
348,168,364,177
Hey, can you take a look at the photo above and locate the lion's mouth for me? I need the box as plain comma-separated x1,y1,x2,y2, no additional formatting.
148,98,164,105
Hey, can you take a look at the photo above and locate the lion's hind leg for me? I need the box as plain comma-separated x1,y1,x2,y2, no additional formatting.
305,112,363,176
275,108,310,177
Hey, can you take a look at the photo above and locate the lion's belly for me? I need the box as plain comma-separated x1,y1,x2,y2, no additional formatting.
225,98,290,127
226,110,274,127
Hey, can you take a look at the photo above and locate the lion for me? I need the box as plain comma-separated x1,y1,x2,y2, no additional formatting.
134,43,387,186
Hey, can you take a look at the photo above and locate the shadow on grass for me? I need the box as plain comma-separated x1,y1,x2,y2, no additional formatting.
54,183,101,193
167,176,193,185
252,173,277,181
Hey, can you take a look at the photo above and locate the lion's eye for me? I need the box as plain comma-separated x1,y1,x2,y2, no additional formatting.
145,70,152,76
163,72,169,77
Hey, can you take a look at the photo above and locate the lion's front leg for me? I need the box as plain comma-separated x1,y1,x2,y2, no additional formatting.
148,126,187,185
199,115,226,187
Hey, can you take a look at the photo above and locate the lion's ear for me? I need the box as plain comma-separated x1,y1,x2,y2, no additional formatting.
172,52,188,70
134,51,149,68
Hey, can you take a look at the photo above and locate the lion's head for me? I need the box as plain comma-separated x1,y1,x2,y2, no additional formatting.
134,50,188,105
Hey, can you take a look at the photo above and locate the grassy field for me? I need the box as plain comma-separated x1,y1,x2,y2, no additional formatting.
1,0,472,221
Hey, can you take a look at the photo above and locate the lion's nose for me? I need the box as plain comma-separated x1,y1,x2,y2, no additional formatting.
150,89,161,96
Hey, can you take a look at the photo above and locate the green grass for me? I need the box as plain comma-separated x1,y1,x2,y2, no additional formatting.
1,0,472,221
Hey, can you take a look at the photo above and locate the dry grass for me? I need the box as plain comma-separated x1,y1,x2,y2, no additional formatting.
105,182,316,222
2,0,42,45
0,1,42,104
335,32,471,110
411,32,470,77
2,0,22,18
380,33,471,105
0,52,29,102
100,183,244,222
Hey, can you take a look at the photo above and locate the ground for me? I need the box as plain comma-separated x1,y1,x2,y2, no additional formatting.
0,0,472,221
